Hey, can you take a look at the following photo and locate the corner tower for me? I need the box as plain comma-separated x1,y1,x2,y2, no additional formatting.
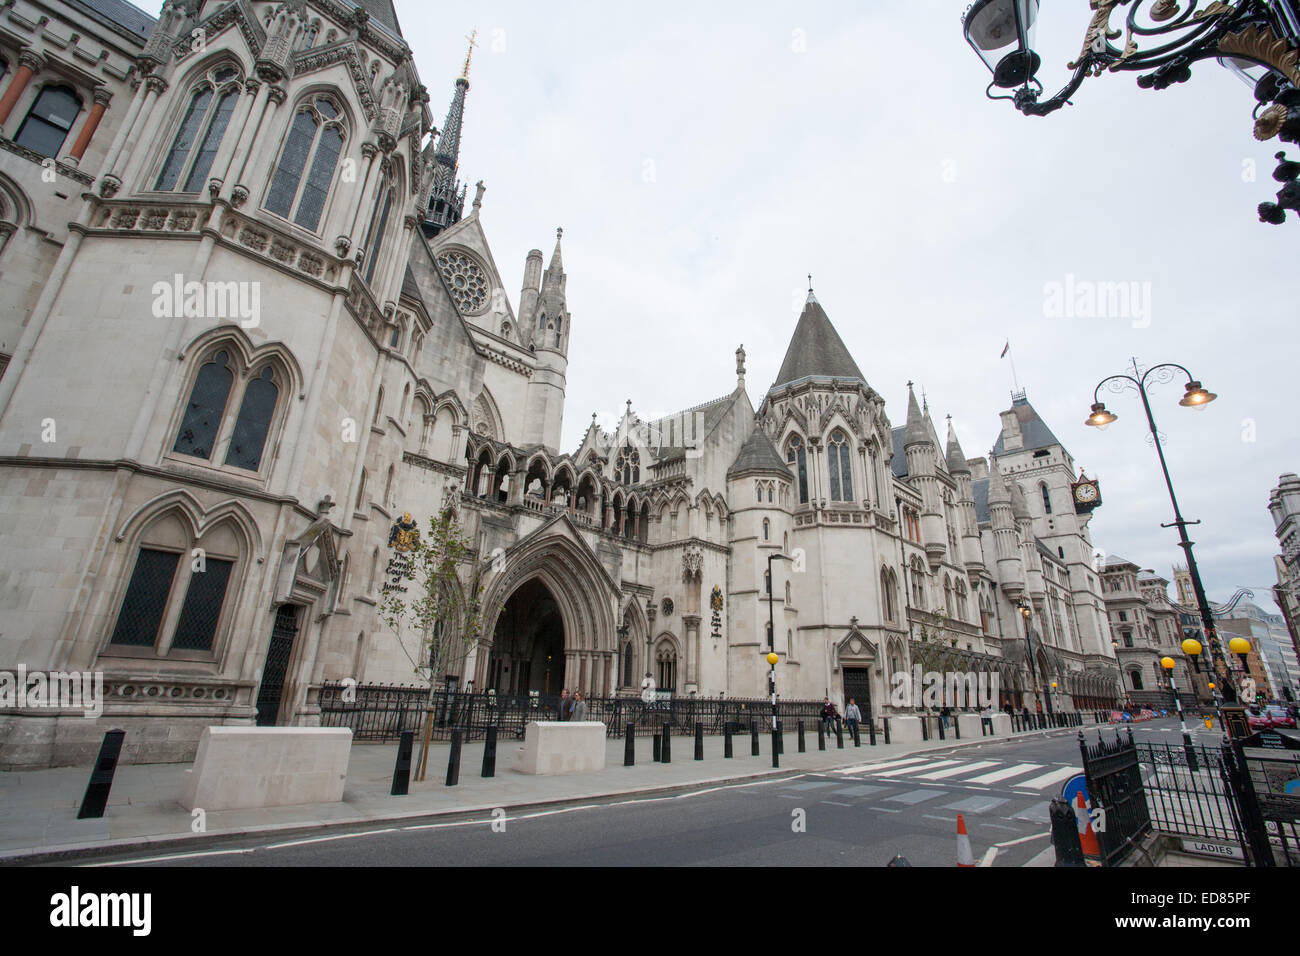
521,229,569,451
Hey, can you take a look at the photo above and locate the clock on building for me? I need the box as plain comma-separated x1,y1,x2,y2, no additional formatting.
1072,474,1102,514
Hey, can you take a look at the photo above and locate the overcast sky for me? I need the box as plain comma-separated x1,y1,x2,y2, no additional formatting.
167,2,1300,603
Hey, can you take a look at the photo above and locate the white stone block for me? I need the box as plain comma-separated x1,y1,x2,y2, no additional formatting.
991,714,1012,735
179,726,352,810
956,713,983,738
887,715,923,743
514,721,606,774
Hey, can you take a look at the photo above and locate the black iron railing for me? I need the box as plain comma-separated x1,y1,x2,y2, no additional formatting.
1137,741,1247,854
317,683,827,743
1080,727,1153,866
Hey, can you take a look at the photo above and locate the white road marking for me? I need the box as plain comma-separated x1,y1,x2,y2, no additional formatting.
914,760,999,780
873,759,963,778
829,757,931,775
1013,766,1083,791
979,847,998,867
965,763,1045,784
995,831,1050,847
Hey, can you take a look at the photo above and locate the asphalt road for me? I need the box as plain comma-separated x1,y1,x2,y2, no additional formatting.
91,718,1222,868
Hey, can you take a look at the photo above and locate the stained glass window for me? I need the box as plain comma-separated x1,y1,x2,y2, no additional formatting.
182,90,237,192
156,87,213,190
786,436,808,504
173,351,233,460
225,367,278,471
828,430,852,501
171,557,233,651
364,186,393,284
265,110,316,218
295,124,343,229
109,549,180,646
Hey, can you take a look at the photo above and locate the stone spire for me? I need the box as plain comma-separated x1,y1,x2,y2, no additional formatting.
904,382,930,448
770,290,866,392
945,418,970,475
422,41,475,237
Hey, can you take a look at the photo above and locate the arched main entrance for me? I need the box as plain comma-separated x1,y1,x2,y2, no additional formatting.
486,578,566,694
472,519,621,696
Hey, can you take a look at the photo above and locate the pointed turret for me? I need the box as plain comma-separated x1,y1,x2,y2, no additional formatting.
422,36,476,238
945,420,971,475
987,456,1025,599
904,383,930,448
522,228,570,453
769,290,866,392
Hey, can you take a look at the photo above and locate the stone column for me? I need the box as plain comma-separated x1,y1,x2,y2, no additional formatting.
682,614,701,693
119,75,174,189
604,651,615,696
0,51,42,126
565,650,579,691
67,88,111,164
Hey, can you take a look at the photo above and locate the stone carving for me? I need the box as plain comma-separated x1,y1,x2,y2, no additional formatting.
682,547,703,582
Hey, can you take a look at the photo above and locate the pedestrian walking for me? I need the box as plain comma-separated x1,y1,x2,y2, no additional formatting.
820,697,839,737
845,698,862,737
571,691,587,721
559,688,573,721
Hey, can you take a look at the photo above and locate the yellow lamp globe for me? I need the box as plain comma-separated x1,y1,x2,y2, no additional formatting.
1207,682,1216,690
1051,682,1057,689
1160,656,1175,670
1228,637,1251,655
766,652,779,666
1181,638,1202,656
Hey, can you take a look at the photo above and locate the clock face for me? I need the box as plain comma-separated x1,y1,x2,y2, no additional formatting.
1075,482,1098,503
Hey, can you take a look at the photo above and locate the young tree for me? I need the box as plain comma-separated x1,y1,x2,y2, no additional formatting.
379,501,487,780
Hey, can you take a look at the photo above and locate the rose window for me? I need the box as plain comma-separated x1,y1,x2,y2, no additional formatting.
435,250,490,315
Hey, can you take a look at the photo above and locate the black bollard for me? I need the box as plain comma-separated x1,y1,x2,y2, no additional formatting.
391,730,414,795
798,720,806,753
817,721,826,751
771,728,780,768
625,723,636,766
694,721,704,761
938,717,946,741
835,718,844,749
954,717,960,740
1050,796,1086,866
482,726,497,778
751,721,759,756
883,717,891,745
446,729,462,787
661,722,671,763
724,722,734,758
868,718,877,746
852,720,861,747
653,733,662,762
78,729,126,819
776,720,784,755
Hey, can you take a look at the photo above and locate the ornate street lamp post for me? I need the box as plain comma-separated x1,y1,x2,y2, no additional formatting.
1084,359,1251,711
767,553,790,730
961,0,1300,222
1162,655,1201,769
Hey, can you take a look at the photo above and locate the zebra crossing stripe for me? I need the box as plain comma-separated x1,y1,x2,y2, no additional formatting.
964,763,1045,784
914,760,999,780
829,757,931,775
1012,766,1082,791
873,759,963,777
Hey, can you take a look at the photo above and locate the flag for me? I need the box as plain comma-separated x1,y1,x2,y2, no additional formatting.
1000,340,1010,359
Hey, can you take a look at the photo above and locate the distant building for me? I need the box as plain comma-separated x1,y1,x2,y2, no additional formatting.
1268,473,1300,671
1100,557,1190,710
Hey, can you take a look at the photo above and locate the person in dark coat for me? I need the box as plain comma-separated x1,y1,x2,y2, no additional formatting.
559,688,573,721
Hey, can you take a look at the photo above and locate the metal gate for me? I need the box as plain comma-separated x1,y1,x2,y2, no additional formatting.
1080,727,1153,866
255,604,300,726
1228,730,1300,866
843,667,873,723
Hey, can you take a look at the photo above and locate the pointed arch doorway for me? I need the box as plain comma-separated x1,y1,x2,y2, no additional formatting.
486,578,566,694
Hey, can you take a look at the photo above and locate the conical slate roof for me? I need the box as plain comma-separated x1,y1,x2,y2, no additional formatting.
771,292,866,391
946,422,971,475
993,393,1062,455
728,426,789,477
904,384,929,447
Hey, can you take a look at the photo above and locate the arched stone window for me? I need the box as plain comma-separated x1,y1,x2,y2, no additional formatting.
944,575,955,618
356,469,368,510
956,579,969,622
785,579,791,604
172,344,287,475
827,429,853,501
264,93,347,231
656,640,677,692
107,510,247,656
786,435,808,504
881,567,897,623
616,443,639,485
15,84,80,157
362,164,396,285
156,64,242,192
623,642,634,688
762,518,770,541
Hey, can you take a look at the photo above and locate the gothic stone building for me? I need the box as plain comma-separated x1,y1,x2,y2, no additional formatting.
0,0,1121,767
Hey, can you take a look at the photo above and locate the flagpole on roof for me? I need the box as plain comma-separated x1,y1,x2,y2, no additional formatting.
1001,339,1021,395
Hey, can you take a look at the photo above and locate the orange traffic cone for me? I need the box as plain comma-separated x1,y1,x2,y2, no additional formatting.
956,813,975,867
1076,791,1101,858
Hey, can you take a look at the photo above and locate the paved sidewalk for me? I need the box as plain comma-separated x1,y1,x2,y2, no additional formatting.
0,723,1084,864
